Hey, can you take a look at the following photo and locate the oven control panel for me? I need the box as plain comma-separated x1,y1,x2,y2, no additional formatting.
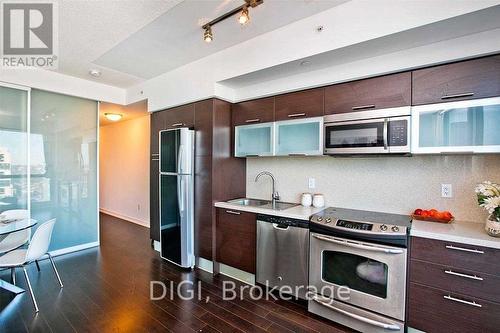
310,215,407,236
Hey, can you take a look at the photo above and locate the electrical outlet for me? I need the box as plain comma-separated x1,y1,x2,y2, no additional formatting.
137,204,141,211
308,178,316,189
441,184,453,198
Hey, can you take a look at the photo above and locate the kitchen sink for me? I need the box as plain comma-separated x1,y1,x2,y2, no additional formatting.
228,198,299,211
228,198,270,207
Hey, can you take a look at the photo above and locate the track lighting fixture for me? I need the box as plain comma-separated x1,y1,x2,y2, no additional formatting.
204,26,213,43
202,0,263,43
238,6,250,25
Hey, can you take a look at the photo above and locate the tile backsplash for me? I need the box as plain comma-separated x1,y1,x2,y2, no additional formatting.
246,155,500,223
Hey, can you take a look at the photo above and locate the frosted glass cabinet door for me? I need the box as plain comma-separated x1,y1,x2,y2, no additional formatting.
275,117,324,156
235,123,274,157
412,97,500,154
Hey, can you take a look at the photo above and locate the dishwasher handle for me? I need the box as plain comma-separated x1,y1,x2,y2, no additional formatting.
272,223,289,231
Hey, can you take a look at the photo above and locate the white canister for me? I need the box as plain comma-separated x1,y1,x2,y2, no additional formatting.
301,193,313,207
313,194,325,208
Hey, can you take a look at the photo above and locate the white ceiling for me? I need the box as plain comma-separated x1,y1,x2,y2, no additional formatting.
100,100,149,126
51,0,348,88
220,5,500,89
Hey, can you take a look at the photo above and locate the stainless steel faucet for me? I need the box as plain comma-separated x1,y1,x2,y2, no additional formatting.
255,171,280,206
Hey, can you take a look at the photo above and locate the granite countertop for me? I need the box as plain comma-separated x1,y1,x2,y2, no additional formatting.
411,219,500,249
214,200,324,221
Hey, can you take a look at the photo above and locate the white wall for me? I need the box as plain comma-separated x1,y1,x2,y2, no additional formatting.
99,115,150,226
126,0,500,111
1,67,125,104
246,155,500,223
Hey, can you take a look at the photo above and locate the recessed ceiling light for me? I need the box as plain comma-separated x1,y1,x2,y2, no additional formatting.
104,113,122,121
89,69,101,77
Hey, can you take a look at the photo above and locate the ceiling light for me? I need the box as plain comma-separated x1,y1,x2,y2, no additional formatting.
204,26,213,43
300,60,311,66
104,113,122,122
238,6,250,25
89,69,101,77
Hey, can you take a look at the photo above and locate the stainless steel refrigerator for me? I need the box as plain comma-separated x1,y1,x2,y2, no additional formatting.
159,128,195,268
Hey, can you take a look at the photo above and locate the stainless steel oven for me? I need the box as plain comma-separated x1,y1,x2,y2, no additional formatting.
308,207,411,333
324,107,411,155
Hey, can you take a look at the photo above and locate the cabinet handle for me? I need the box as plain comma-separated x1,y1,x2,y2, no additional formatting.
444,295,482,308
441,92,474,100
444,270,484,281
446,245,484,254
225,210,241,215
439,151,475,155
152,153,159,156
151,158,159,161
245,154,260,157
171,123,184,127
288,154,307,156
245,119,260,123
287,113,306,118
352,104,375,110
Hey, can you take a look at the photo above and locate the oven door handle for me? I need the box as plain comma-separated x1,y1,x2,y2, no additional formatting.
312,234,404,254
312,297,401,331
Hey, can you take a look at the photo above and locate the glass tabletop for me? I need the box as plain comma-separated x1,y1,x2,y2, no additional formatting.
0,218,37,236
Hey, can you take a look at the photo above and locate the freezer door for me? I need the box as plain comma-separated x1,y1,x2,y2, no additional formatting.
160,174,194,268
160,128,193,175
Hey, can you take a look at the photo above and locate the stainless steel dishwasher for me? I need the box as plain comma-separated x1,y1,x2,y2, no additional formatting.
256,214,309,299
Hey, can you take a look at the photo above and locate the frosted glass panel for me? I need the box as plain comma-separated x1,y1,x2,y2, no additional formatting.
235,124,273,157
276,121,321,155
419,105,500,147
30,89,98,251
0,85,28,213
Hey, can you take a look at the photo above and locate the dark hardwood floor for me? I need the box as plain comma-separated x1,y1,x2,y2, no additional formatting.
0,213,354,333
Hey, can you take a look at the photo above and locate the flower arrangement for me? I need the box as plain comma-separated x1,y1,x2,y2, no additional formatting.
475,181,500,222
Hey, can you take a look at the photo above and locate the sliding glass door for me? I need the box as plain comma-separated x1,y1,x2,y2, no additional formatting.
0,83,30,215
30,89,98,251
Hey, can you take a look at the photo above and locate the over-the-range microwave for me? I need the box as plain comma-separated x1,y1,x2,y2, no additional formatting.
324,106,411,155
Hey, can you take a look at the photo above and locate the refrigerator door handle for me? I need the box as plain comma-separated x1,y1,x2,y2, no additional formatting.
178,177,184,213
177,144,184,174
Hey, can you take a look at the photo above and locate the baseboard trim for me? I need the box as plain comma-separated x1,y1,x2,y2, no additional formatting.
49,242,99,257
99,208,150,228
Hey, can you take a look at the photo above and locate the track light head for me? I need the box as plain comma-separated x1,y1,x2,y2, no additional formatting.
238,6,250,25
204,26,213,43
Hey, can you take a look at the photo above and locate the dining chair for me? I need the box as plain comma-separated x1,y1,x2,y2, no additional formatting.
0,210,31,254
0,209,42,272
0,219,63,312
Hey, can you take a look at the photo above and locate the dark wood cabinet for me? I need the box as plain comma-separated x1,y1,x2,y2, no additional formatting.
412,55,500,105
150,111,167,155
409,236,500,332
408,282,500,333
193,99,246,261
324,72,411,114
275,88,324,121
149,159,160,241
165,103,195,129
232,97,274,126
215,208,256,274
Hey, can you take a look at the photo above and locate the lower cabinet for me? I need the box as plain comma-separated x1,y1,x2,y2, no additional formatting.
409,237,500,332
215,208,256,274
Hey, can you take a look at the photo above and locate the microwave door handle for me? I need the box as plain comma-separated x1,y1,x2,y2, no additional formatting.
383,118,388,150
312,234,403,254
312,297,401,331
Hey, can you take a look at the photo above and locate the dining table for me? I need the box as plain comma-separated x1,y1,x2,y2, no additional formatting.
0,218,37,295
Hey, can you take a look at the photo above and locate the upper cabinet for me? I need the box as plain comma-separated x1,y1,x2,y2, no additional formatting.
412,97,500,154
234,122,274,157
275,117,323,156
324,72,411,114
232,97,275,126
412,55,500,105
275,88,324,121
165,103,195,129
